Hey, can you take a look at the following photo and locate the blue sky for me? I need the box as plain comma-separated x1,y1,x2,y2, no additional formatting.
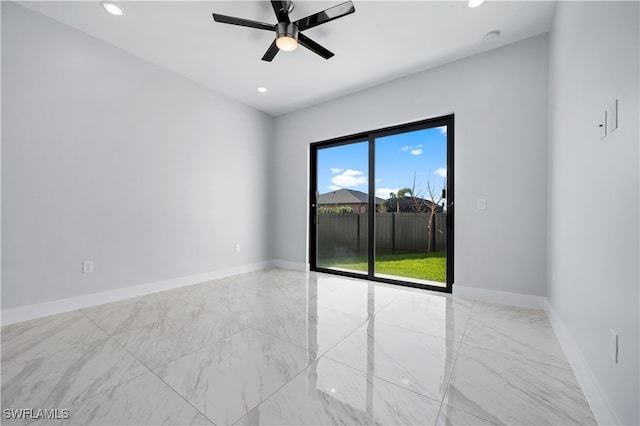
317,126,447,200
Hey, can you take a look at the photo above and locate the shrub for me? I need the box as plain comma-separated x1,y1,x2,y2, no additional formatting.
318,205,354,214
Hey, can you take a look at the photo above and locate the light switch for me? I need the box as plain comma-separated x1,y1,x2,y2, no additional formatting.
600,110,607,140
477,199,486,210
607,99,618,134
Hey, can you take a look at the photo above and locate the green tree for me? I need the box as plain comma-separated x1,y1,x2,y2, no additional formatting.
397,187,413,198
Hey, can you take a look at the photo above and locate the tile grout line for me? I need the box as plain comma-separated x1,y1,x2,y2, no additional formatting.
436,300,493,423
216,280,390,424
317,314,458,410
432,298,477,425
230,353,319,425
72,270,364,424
324,354,445,408
446,299,588,424
80,293,202,337
80,309,217,425
148,368,218,425
145,325,312,426
69,310,159,405
437,299,504,426
461,302,576,371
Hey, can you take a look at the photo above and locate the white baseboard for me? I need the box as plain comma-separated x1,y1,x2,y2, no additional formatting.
545,300,619,426
270,259,309,272
453,284,545,309
1,261,272,325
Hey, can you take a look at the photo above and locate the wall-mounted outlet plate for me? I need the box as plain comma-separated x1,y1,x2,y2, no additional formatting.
235,244,241,253
82,260,94,274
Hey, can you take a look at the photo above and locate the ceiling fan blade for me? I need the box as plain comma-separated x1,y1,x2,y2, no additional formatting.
261,39,280,62
297,33,334,60
295,1,355,32
270,1,290,23
212,13,274,31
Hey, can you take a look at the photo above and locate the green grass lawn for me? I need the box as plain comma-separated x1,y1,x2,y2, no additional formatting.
319,251,446,283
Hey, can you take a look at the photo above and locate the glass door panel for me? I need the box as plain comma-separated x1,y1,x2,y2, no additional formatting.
315,141,369,275
374,126,448,287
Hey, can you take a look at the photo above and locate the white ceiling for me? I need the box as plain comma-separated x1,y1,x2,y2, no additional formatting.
17,1,557,116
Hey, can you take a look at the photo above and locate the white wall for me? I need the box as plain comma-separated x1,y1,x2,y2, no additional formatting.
547,2,639,424
274,34,549,298
1,3,275,312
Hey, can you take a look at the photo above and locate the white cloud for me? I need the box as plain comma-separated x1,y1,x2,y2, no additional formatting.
376,187,400,200
327,185,341,191
437,126,447,135
331,169,367,188
403,144,423,155
330,168,343,174
435,167,447,178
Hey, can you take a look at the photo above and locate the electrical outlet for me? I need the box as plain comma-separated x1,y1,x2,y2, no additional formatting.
235,244,241,253
82,260,94,274
609,329,619,363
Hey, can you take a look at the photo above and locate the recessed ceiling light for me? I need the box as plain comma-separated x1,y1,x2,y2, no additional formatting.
468,0,486,8
484,30,501,41
257,86,268,93
101,2,124,16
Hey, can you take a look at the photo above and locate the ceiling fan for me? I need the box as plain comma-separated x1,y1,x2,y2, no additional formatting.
212,1,355,62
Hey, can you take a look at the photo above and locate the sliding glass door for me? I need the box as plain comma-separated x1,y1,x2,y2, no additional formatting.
314,141,368,276
374,126,448,286
310,115,454,292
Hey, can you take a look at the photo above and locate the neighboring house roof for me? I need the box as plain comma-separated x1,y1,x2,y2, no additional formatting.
318,189,384,205
384,196,444,213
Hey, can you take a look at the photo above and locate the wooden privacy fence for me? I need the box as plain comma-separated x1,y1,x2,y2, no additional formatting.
317,212,446,258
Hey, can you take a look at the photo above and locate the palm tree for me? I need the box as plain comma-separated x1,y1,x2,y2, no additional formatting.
397,187,413,199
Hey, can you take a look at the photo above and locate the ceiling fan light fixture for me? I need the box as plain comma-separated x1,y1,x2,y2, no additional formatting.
275,22,298,51
468,0,486,8
276,36,298,51
101,1,124,16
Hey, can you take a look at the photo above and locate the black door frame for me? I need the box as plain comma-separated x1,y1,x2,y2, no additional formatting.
309,114,454,293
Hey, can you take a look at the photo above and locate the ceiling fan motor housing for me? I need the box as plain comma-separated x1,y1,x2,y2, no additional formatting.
276,22,298,41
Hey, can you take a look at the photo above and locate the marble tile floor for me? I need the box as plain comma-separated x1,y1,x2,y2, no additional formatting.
1,269,596,425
